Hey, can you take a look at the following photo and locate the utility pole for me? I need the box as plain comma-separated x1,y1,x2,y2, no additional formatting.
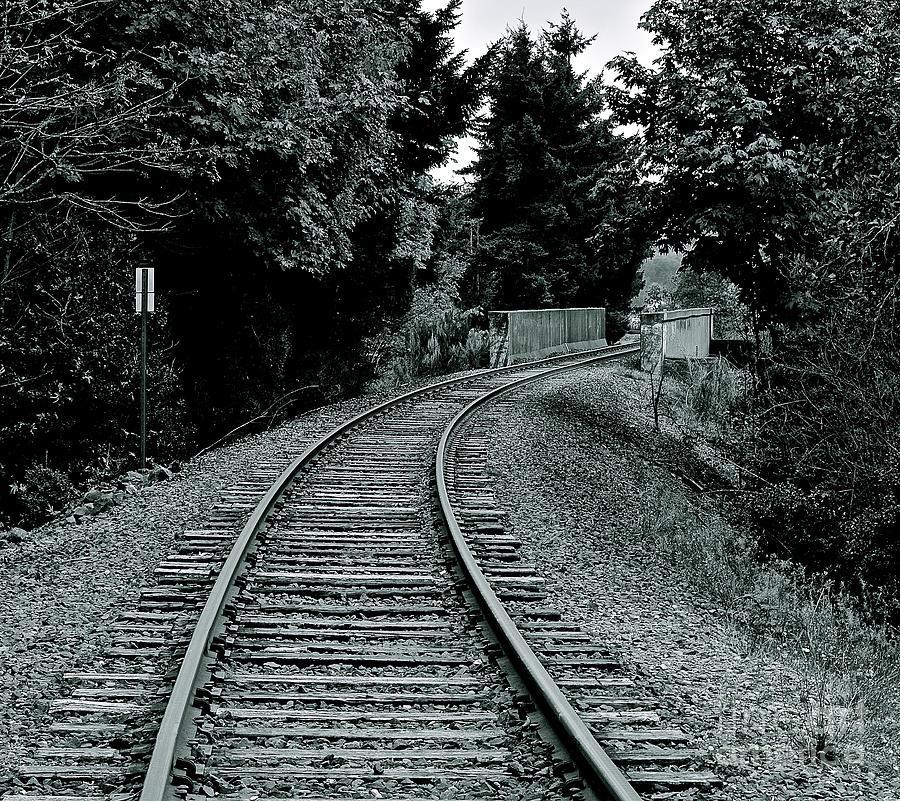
135,268,155,470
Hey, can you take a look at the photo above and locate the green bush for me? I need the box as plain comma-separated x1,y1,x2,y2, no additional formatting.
403,308,478,376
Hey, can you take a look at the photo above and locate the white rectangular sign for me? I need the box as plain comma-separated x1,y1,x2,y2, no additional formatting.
135,268,155,313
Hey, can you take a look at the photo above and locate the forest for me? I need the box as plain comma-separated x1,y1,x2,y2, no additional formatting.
1,0,899,617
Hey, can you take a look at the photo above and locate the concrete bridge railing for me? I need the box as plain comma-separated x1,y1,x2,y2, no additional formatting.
489,307,607,367
640,307,714,370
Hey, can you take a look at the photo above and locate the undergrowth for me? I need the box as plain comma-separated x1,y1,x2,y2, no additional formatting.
641,483,900,767
368,281,488,390
635,354,900,769
391,309,487,382
664,357,746,437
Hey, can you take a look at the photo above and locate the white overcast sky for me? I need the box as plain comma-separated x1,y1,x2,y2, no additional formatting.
421,0,658,181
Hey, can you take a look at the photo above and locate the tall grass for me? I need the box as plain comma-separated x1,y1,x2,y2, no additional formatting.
669,357,744,436
631,349,899,766
642,482,900,766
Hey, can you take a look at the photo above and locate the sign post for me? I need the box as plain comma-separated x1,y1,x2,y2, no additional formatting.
135,268,155,470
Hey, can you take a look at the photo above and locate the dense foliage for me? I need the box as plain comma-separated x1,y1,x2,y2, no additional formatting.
2,4,650,529
466,15,649,328
7,0,897,622
0,0,186,524
613,0,900,613
0,0,482,525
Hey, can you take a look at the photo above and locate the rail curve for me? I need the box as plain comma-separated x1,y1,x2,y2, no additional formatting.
436,359,643,801
139,343,639,801
6,340,718,801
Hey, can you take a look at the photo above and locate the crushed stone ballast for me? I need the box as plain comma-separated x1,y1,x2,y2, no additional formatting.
4,340,720,801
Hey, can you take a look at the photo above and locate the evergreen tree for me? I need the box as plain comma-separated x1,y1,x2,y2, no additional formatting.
392,0,485,174
466,15,649,316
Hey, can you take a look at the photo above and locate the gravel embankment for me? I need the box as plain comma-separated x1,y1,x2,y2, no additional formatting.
481,363,900,801
0,375,466,775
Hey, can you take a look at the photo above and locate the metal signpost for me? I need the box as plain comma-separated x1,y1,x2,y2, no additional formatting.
135,268,155,470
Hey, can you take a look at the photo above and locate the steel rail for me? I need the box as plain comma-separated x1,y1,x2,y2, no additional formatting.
435,344,644,801
139,340,637,801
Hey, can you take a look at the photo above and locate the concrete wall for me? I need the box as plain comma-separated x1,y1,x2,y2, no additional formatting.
663,307,713,359
489,307,607,367
641,307,713,370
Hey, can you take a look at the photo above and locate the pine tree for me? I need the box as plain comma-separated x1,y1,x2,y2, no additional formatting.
392,0,485,173
467,14,649,315
334,1,484,358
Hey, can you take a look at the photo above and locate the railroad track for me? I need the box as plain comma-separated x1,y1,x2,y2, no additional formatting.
4,342,719,801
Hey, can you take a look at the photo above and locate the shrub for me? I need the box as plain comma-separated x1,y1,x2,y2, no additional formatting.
464,328,489,368
377,304,486,386
605,309,629,344
10,466,75,528
653,357,747,439
406,308,472,375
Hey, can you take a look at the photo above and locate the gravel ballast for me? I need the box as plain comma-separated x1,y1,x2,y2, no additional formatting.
479,363,900,801
0,377,466,777
4,355,898,799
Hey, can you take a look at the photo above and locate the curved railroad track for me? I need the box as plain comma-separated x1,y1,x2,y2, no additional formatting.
4,342,718,801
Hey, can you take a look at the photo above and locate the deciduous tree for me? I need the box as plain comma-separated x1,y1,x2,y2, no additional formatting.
608,0,893,324
612,0,900,610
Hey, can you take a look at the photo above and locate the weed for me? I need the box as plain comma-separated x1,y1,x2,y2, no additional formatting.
375,306,487,388
464,328,489,367
685,358,741,424
641,480,900,767
665,357,745,437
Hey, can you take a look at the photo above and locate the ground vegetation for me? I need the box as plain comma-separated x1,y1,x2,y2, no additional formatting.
488,364,900,780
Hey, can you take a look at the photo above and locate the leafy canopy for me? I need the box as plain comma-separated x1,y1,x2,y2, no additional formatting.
608,0,896,322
